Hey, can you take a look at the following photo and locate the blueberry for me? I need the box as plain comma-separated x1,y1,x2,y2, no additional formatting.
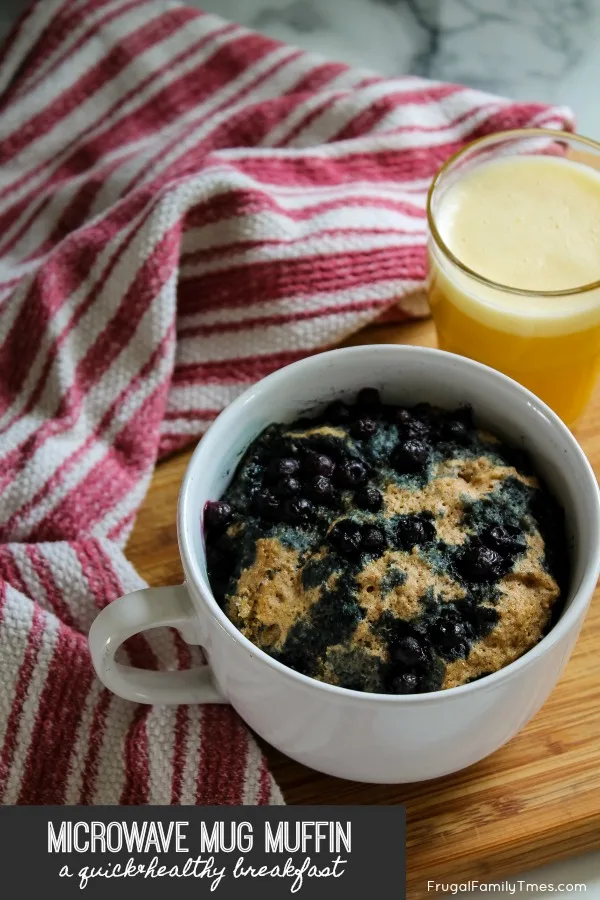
207,543,230,576
457,541,508,583
336,460,368,487
253,490,281,521
362,526,387,555
405,419,430,440
391,636,426,667
392,439,429,473
266,457,299,481
354,484,383,512
284,496,315,525
356,387,382,410
390,672,420,694
350,417,377,440
391,407,413,427
392,407,430,438
204,500,233,532
329,519,363,554
463,602,499,636
302,452,335,477
430,618,465,648
441,419,470,444
501,445,534,475
429,617,470,659
307,475,336,506
396,514,436,549
207,545,234,595
480,524,526,557
455,405,474,427
274,476,301,498
325,400,351,424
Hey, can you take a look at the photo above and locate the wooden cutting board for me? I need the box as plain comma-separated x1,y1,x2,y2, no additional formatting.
127,317,600,897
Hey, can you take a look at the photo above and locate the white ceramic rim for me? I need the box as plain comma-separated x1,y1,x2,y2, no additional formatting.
178,345,600,705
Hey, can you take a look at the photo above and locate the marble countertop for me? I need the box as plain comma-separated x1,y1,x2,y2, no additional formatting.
0,0,598,897
191,0,599,138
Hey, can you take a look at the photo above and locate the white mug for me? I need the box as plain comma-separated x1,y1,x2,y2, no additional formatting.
89,346,600,783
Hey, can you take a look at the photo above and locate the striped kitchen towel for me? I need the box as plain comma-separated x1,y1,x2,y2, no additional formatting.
0,0,572,806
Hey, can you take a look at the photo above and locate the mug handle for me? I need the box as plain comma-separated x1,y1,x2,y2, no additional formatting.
88,584,227,705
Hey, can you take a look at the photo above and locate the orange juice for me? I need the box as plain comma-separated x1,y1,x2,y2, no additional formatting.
428,137,600,426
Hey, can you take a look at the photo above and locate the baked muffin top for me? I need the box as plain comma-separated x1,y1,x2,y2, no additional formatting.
205,391,568,694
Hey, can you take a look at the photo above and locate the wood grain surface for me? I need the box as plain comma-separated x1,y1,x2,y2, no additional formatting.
127,318,600,897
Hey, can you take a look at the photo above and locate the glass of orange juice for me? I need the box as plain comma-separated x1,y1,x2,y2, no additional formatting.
427,128,600,426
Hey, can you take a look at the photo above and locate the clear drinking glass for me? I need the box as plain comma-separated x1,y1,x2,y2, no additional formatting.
427,128,600,426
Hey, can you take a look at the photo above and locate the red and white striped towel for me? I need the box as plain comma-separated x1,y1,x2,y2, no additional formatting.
0,0,572,806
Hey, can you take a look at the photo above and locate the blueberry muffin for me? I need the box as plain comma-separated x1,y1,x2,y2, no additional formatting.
204,390,568,694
